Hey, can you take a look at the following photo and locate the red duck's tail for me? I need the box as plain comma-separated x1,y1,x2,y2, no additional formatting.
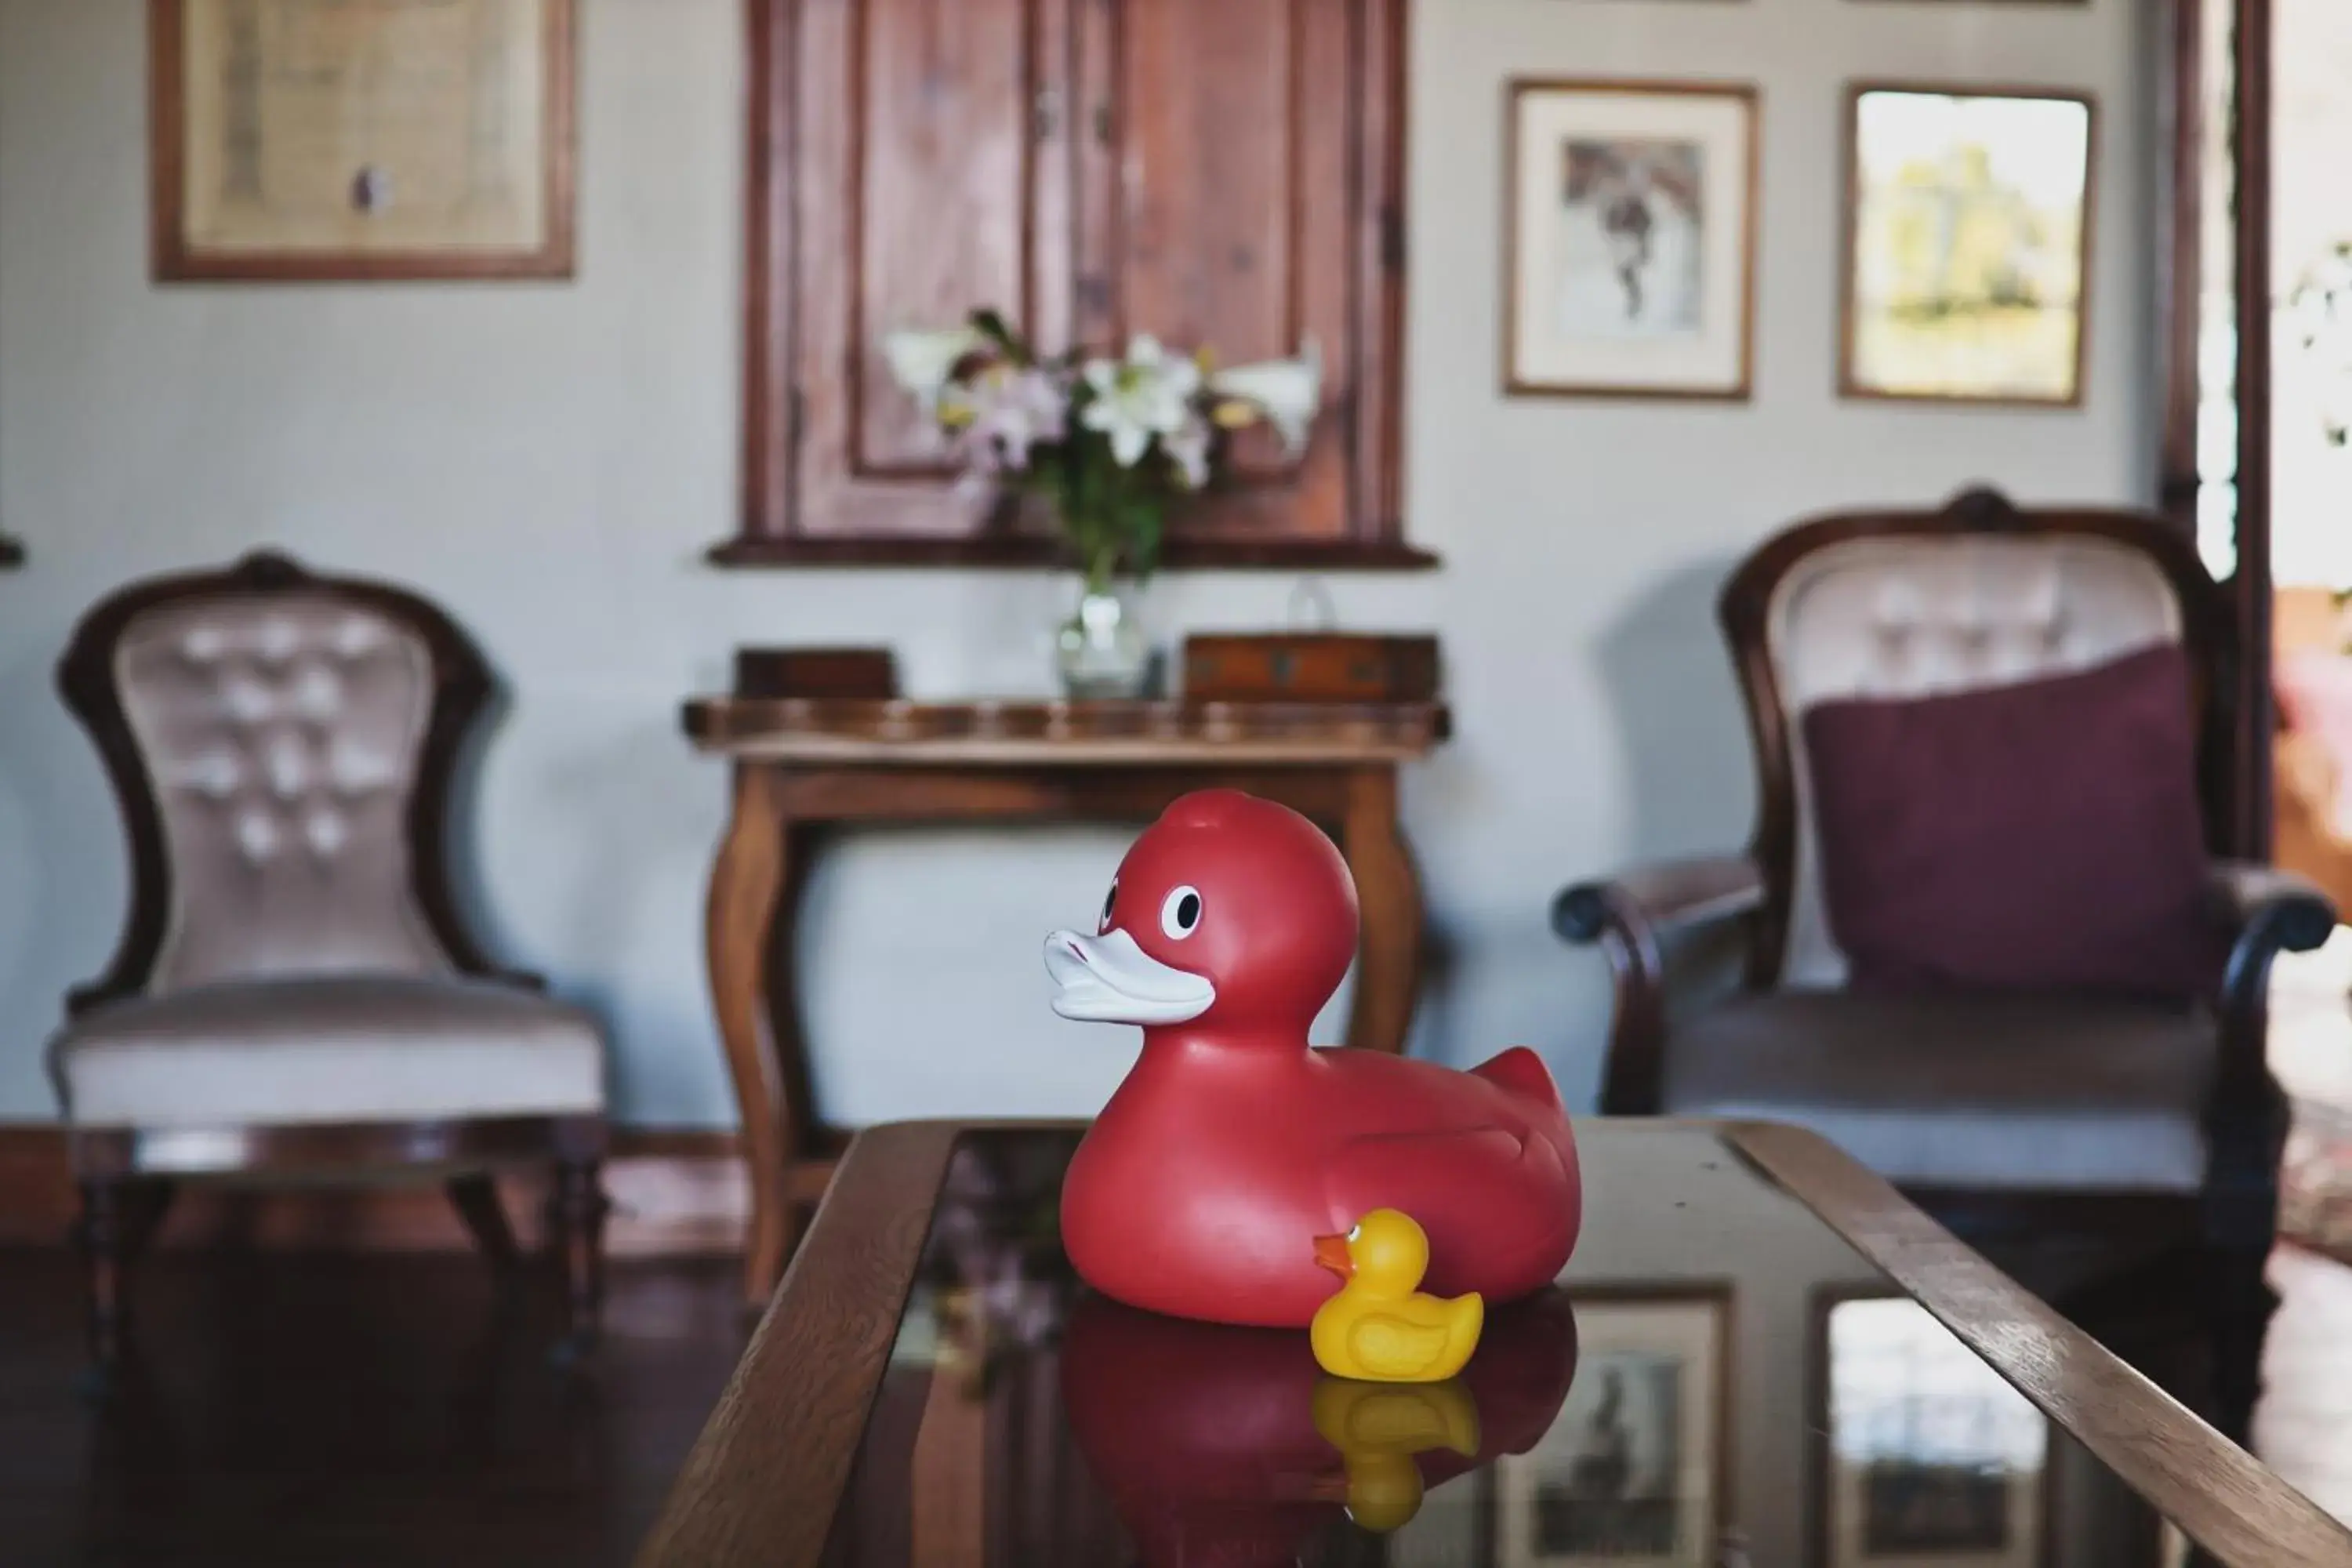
1469,1046,1564,1116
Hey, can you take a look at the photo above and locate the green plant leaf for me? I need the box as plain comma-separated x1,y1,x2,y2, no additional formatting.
968,307,1033,364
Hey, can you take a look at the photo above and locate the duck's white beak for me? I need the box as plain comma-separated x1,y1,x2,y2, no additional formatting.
1044,928,1215,1025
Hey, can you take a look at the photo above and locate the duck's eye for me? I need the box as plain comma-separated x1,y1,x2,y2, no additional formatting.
1348,1223,1362,1242
1098,878,1119,935
1160,885,1203,940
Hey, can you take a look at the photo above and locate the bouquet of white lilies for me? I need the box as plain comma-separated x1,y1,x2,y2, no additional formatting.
884,310,1321,591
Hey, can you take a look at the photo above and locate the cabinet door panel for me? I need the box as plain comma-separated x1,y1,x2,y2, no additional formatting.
738,0,1406,561
1112,0,1295,369
1078,0,1376,543
781,0,1070,538
854,0,1036,475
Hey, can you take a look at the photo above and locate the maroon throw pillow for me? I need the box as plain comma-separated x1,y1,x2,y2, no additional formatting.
1802,644,2224,1001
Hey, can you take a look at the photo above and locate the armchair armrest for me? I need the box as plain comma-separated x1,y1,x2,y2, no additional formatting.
1552,854,1765,1115
2209,858,2335,1039
1553,855,1766,947
2206,862,2337,1196
2208,862,2336,961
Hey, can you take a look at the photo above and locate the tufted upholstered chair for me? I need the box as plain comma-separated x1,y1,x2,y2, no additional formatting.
47,551,610,1379
1555,488,2334,1445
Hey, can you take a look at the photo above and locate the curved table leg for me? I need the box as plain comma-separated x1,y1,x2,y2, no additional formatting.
706,763,794,1307
1341,766,1424,1055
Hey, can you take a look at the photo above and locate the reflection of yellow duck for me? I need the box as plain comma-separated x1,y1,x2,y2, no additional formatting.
1310,1209,1484,1382
1310,1376,1481,1532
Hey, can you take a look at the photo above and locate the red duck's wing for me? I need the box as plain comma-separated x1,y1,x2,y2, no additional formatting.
1468,1046,1563,1116
1322,1125,1573,1299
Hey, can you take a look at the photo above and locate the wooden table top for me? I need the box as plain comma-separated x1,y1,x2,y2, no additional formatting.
681,696,1452,765
637,1118,2352,1568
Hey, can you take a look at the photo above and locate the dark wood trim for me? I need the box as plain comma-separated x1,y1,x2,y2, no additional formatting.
1836,81,2098,408
146,0,185,283
149,0,578,283
741,0,799,539
1714,488,2238,982
706,532,1442,570
68,1114,607,1181
2231,0,2276,860
635,1119,977,1567
0,1125,78,1239
1500,78,1760,403
1361,0,1410,536
53,550,530,1014
1730,1121,2352,1568
0,1123,745,1254
2157,0,2207,531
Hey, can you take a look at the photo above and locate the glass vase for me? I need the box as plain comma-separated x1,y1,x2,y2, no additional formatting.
1054,581,1152,701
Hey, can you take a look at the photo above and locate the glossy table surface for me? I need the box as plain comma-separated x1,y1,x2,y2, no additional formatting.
639,1120,2352,1568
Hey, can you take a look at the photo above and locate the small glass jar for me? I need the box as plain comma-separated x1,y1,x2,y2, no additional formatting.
1054,583,1152,700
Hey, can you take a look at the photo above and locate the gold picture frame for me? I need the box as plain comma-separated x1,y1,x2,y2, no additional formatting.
1838,82,2097,406
151,0,576,281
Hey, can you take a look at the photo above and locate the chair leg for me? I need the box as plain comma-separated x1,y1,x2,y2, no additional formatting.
119,1179,176,1261
446,1174,520,1269
78,1178,125,1396
548,1158,608,1367
2209,1242,2278,1448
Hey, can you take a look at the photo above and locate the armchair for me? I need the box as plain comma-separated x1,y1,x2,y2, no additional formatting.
1556,488,2334,1443
45,551,611,1380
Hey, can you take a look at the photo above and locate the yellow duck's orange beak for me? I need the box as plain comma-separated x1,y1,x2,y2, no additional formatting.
1312,1232,1354,1279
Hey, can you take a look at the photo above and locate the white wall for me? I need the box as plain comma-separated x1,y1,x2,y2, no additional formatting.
2273,0,2352,590
0,0,2154,1129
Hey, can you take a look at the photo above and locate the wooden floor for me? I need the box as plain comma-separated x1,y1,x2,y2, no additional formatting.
0,1250,746,1568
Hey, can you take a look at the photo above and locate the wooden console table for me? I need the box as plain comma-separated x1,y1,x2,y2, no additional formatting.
683,697,1452,1305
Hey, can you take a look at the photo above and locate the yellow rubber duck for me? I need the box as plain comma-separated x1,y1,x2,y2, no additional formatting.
1309,1376,1481,1532
1309,1208,1483,1383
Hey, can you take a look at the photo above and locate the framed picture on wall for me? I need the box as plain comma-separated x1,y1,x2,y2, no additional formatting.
1491,1285,1731,1566
150,0,577,281
1839,82,2097,405
1502,80,1759,401
1812,1287,2056,1568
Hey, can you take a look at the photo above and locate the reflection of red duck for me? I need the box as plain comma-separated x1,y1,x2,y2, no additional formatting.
1047,790,1582,1327
1061,1289,1579,1568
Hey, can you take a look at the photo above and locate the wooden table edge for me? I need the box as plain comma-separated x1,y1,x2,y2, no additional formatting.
633,1119,1082,1568
677,696,1454,764
1721,1118,2352,1568
639,1116,2352,1568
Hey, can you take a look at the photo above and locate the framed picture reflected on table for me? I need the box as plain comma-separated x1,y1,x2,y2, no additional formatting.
1491,1283,1732,1566
1811,1286,2056,1568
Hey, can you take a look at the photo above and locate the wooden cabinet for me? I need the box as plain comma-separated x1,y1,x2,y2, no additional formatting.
720,0,1422,568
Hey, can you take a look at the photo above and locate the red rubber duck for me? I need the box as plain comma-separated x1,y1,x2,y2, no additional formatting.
1047,789,1581,1327
1059,1289,1580,1566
